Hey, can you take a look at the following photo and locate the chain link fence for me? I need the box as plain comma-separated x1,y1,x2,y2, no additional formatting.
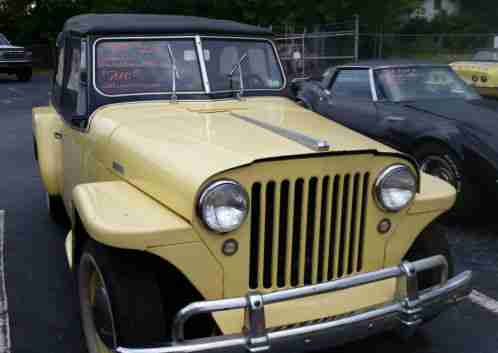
365,33,497,63
274,18,359,80
274,18,497,79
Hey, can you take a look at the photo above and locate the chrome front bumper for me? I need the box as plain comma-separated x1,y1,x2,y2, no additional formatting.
116,255,471,353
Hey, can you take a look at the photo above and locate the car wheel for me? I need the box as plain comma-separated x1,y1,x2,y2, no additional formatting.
78,241,167,353
16,69,32,82
46,193,68,224
404,222,454,323
414,143,479,217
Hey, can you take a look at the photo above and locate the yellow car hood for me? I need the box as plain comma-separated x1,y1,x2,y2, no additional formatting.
93,97,395,220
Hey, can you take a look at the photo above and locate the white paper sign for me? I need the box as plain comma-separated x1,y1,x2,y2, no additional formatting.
494,36,498,49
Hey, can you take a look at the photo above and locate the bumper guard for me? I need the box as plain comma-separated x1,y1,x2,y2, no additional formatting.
116,255,471,353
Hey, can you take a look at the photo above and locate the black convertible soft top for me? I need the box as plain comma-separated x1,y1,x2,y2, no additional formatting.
62,14,272,37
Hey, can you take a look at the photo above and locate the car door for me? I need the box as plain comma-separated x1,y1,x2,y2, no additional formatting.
58,37,89,219
316,68,379,138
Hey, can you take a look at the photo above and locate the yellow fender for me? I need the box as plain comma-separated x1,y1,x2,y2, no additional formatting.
32,106,63,195
71,181,224,302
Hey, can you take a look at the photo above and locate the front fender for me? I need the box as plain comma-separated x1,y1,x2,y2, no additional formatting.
71,181,224,303
72,181,199,249
32,106,63,195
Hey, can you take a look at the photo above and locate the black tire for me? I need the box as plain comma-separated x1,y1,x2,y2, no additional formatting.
16,69,32,82
404,222,454,324
414,143,480,218
78,240,167,352
46,193,68,225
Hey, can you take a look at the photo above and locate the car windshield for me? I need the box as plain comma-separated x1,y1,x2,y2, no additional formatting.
95,38,204,96
0,34,10,45
375,66,480,102
94,37,285,96
473,50,498,62
202,38,284,92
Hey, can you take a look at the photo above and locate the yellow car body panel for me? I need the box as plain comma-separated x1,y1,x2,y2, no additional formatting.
451,61,498,97
32,106,63,195
35,95,456,335
92,97,397,221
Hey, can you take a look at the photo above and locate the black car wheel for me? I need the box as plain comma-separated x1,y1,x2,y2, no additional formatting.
414,143,479,217
78,241,168,353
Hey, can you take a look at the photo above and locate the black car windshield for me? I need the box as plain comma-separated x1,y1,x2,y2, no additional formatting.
95,38,204,96
202,38,284,92
473,50,498,62
375,66,480,102
94,37,284,96
0,34,10,45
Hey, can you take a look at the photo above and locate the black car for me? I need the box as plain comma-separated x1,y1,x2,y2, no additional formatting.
294,60,498,216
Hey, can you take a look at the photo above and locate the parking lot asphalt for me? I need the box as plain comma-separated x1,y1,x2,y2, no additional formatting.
1,74,498,353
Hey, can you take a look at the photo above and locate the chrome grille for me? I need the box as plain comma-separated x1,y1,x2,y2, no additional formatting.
249,173,370,290
1,51,25,60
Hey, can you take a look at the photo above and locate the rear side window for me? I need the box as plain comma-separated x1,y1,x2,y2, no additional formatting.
61,39,88,121
331,69,372,100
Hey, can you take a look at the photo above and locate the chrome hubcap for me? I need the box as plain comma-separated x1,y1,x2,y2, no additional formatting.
79,253,117,353
420,155,461,191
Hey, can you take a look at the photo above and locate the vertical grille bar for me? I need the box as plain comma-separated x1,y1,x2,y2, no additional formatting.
298,179,310,286
249,183,261,289
284,181,295,286
271,183,282,287
331,176,344,279
338,175,353,278
311,178,323,284
350,174,364,274
257,183,267,288
320,176,334,281
357,174,370,272
277,181,290,288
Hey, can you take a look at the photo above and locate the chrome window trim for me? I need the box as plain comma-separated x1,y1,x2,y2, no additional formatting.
369,68,379,101
92,36,206,98
195,35,211,93
92,35,287,99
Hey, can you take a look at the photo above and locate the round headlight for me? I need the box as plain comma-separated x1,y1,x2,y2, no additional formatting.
375,165,417,212
198,180,249,233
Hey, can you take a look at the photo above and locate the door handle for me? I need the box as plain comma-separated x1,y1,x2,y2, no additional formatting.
54,132,63,140
384,116,406,122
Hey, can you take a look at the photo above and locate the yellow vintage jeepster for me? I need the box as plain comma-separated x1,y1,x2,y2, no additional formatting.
33,14,471,353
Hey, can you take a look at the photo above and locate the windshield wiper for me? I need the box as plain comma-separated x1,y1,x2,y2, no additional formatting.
167,43,180,103
229,53,248,100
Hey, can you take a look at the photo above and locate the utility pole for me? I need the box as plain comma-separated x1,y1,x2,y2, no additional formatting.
354,14,360,62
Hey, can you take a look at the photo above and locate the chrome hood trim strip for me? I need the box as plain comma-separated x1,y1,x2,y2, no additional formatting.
230,112,331,152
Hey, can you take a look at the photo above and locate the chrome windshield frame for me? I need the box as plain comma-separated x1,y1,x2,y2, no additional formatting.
91,35,287,99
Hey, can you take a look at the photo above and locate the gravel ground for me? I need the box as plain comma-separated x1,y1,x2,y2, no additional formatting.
1,74,497,353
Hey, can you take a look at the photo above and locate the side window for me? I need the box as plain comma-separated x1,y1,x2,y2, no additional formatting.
62,39,87,121
330,69,372,100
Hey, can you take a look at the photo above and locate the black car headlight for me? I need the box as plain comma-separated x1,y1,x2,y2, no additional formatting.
375,165,417,212
198,180,249,233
